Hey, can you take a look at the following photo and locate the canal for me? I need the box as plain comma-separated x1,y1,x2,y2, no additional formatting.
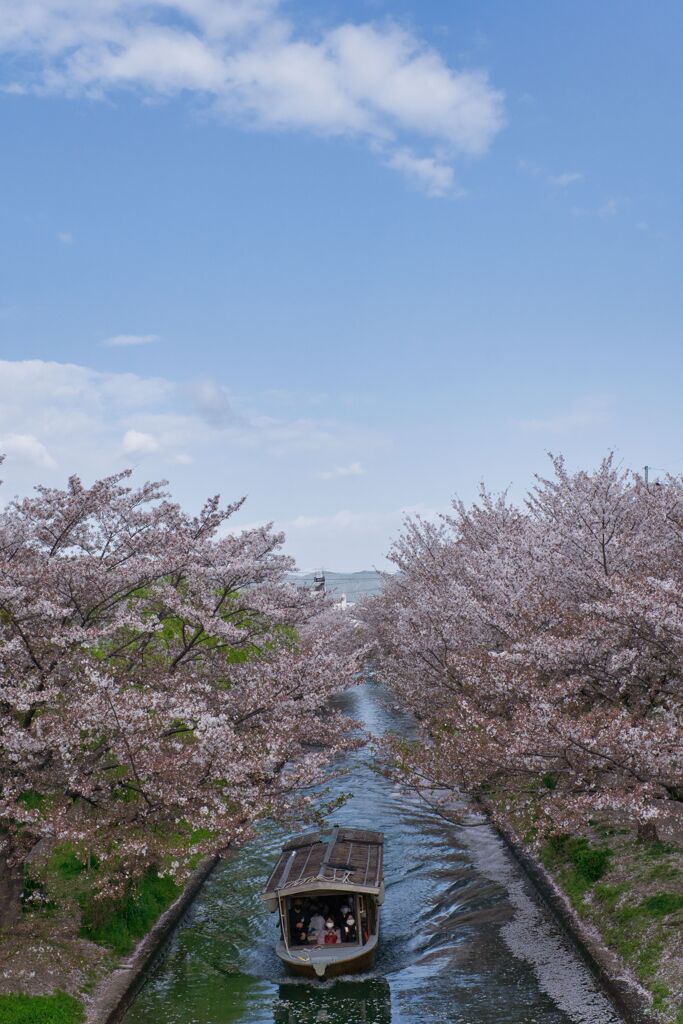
123,682,622,1024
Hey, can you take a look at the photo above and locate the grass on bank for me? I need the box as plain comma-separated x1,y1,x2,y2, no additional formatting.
487,782,683,1022
0,992,84,1024
540,828,683,1020
1,850,184,1018
24,844,181,957
79,867,180,954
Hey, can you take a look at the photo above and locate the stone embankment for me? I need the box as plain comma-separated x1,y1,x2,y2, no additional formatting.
482,795,683,1024
86,855,220,1024
488,812,659,1024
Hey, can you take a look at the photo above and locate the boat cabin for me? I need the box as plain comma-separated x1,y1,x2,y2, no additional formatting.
262,826,384,979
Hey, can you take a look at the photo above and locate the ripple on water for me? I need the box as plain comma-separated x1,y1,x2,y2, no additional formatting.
123,684,623,1024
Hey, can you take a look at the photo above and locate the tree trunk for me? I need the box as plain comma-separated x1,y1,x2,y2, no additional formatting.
0,834,22,931
637,819,659,844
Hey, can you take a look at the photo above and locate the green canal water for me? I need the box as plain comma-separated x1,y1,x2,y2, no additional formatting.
123,683,623,1024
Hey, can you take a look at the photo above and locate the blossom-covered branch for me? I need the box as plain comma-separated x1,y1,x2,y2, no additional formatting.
0,469,361,920
363,455,683,837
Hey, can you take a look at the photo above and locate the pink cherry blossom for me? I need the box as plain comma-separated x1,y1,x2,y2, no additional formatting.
363,454,683,839
0,465,362,919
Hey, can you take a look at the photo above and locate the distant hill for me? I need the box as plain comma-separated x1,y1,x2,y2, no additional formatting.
287,570,384,603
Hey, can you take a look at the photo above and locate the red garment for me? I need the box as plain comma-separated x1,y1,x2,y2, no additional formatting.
324,931,338,945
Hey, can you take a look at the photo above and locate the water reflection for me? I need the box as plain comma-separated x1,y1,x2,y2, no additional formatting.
273,979,391,1024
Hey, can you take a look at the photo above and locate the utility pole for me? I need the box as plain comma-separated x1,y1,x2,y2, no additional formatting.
644,465,649,490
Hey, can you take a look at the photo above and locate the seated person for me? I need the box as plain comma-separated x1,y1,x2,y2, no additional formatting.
322,917,341,945
336,902,351,928
341,913,357,943
292,915,308,946
289,899,306,933
308,906,326,943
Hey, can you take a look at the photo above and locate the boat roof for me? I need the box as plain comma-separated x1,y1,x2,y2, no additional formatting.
262,827,384,899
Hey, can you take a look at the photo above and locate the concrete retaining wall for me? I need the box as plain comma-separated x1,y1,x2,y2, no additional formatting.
86,854,221,1024
487,809,659,1024
86,816,660,1024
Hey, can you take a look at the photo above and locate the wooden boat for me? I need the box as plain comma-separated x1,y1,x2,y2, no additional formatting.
262,826,384,979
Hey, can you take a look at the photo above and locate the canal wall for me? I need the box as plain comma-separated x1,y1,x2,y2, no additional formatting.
86,854,221,1024
484,805,659,1024
85,811,659,1024
85,825,658,1024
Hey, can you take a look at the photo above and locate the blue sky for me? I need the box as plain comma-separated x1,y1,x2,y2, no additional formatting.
1,0,682,568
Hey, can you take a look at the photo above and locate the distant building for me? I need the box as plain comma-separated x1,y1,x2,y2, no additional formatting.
311,570,325,594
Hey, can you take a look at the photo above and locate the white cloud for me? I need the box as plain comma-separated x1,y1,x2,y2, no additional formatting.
315,461,364,480
0,359,383,484
517,396,613,434
189,379,239,427
0,432,57,468
519,159,583,189
0,359,390,569
548,171,583,188
0,359,172,411
386,148,457,198
101,333,158,347
517,157,542,178
282,504,424,568
122,429,160,454
0,1,504,195
598,196,619,219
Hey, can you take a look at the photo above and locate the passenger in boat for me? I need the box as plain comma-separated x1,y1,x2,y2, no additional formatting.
322,917,341,945
308,906,326,943
292,915,308,946
341,913,357,943
288,900,303,936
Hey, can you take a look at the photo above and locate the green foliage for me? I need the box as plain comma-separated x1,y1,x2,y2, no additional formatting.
604,921,640,961
600,889,683,995
566,837,611,883
52,848,89,880
189,827,214,844
79,869,180,955
562,830,683,1024
0,992,84,1024
649,981,670,1011
544,834,610,882
636,940,665,980
643,839,675,858
224,644,260,664
541,773,557,790
613,891,683,927
646,862,680,882
17,790,47,813
640,892,683,918
21,870,54,915
594,882,628,910
542,834,611,909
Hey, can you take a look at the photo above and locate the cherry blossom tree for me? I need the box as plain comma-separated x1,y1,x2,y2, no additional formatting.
364,455,683,840
0,468,361,928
